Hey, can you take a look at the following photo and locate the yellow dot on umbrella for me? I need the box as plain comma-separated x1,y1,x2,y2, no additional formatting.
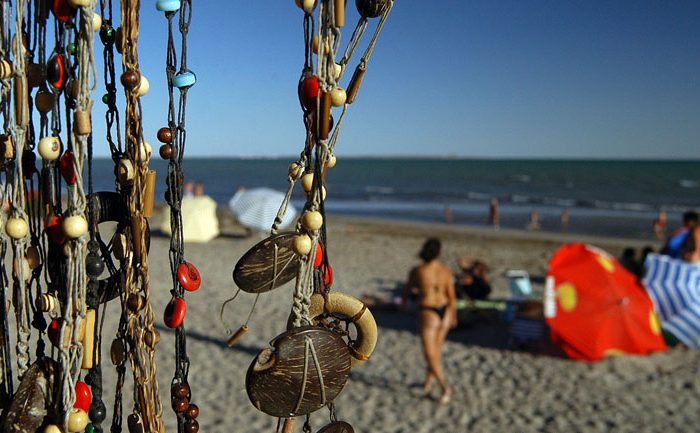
649,310,661,335
596,255,615,273
604,348,626,357
556,282,578,312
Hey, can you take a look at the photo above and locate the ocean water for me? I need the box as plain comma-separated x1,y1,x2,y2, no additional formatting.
89,158,700,240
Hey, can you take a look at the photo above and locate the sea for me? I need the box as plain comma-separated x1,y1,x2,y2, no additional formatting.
89,158,700,241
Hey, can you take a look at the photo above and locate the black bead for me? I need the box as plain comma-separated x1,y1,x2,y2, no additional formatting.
86,253,105,278
22,151,36,178
89,399,107,423
99,22,116,45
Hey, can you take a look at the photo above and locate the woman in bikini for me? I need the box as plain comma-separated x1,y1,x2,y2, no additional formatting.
401,238,457,404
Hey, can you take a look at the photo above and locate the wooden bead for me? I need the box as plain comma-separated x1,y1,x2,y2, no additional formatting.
74,381,92,412
302,211,323,231
143,328,160,349
330,87,347,106
135,74,149,97
185,403,199,420
1,134,14,160
288,162,303,179
177,262,202,292
25,246,41,270
35,90,55,113
67,408,89,433
117,159,134,184
74,110,91,135
301,172,314,192
82,309,96,369
157,127,173,143
127,414,144,433
126,293,144,313
36,294,58,312
172,397,188,413
115,27,123,54
6,217,29,239
164,297,186,328
120,70,140,90
0,59,11,79
110,338,126,365
137,141,152,162
159,144,173,160
334,0,345,26
44,425,61,433
38,136,61,160
327,154,337,168
171,382,191,399
63,215,88,239
184,419,199,433
293,234,312,256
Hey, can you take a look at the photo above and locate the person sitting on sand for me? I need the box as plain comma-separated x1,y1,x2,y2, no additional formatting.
401,238,457,404
456,256,492,300
661,211,699,258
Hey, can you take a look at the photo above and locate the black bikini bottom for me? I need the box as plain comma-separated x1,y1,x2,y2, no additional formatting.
420,305,447,320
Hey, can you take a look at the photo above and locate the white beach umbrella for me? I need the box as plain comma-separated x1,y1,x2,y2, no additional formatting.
228,187,296,232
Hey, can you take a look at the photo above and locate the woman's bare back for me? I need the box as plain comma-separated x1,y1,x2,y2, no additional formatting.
410,261,455,307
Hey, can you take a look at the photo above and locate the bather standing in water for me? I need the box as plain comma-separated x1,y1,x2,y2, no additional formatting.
401,238,457,404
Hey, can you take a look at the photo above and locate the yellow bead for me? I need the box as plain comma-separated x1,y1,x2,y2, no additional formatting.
292,234,312,256
301,172,314,192
38,136,61,160
63,215,88,239
295,0,316,13
44,425,61,433
321,186,327,200
67,408,89,433
6,217,29,239
288,162,303,179
68,0,90,7
135,74,149,97
327,154,337,168
312,35,319,54
330,87,346,106
0,59,12,80
302,211,323,231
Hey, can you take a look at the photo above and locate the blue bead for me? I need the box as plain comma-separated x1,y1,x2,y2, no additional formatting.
172,71,196,89
156,0,180,12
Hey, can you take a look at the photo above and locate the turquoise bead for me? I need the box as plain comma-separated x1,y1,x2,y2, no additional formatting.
156,0,180,12
172,71,196,89
85,423,96,433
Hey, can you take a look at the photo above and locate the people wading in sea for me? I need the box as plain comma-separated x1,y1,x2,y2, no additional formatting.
401,238,457,404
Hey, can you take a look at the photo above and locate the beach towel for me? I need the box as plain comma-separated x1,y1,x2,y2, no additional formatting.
643,253,700,347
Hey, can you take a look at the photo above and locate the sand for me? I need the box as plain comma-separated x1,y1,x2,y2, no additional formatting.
26,212,700,432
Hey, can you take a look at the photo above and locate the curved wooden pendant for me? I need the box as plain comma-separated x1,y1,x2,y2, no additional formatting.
317,421,355,433
246,326,351,417
233,232,300,293
2,358,57,433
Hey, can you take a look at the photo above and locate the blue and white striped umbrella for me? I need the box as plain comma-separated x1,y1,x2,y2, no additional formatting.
643,253,700,347
228,187,296,232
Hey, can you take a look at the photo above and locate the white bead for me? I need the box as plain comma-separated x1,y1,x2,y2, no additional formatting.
44,425,61,433
288,162,303,179
137,141,152,162
293,234,312,256
92,12,102,32
67,408,89,433
333,63,342,79
38,136,61,160
5,217,29,239
63,215,88,239
330,87,346,106
68,0,90,7
302,211,323,231
135,74,149,97
301,172,314,192
295,0,316,13
327,154,337,168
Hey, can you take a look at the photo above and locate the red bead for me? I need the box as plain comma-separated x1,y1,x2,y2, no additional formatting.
177,262,201,292
299,74,320,111
47,54,68,90
45,215,66,245
47,318,61,347
120,70,140,90
164,297,186,328
172,397,188,413
184,419,199,433
322,264,333,286
51,0,76,23
313,243,323,267
59,151,77,185
171,383,191,399
74,381,92,412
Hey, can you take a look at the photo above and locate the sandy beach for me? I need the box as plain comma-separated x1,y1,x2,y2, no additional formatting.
86,211,700,433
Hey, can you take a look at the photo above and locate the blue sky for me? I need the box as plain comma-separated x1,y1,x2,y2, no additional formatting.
89,1,699,159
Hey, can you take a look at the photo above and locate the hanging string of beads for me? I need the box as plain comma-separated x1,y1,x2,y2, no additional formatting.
155,0,200,432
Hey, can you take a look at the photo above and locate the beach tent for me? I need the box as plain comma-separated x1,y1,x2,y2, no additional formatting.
161,195,220,242
545,243,666,360
643,253,700,348
228,187,296,232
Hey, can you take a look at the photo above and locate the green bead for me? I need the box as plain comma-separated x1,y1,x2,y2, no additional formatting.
86,424,95,433
68,43,78,55
102,94,109,104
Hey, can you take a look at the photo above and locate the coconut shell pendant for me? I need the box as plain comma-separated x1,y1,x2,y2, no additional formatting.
317,422,355,433
2,358,57,433
233,232,300,293
246,326,351,417
355,0,389,18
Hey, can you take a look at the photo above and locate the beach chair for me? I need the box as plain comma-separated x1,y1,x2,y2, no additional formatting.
506,270,534,299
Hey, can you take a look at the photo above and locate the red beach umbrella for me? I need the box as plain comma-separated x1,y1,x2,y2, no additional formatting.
545,243,666,360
